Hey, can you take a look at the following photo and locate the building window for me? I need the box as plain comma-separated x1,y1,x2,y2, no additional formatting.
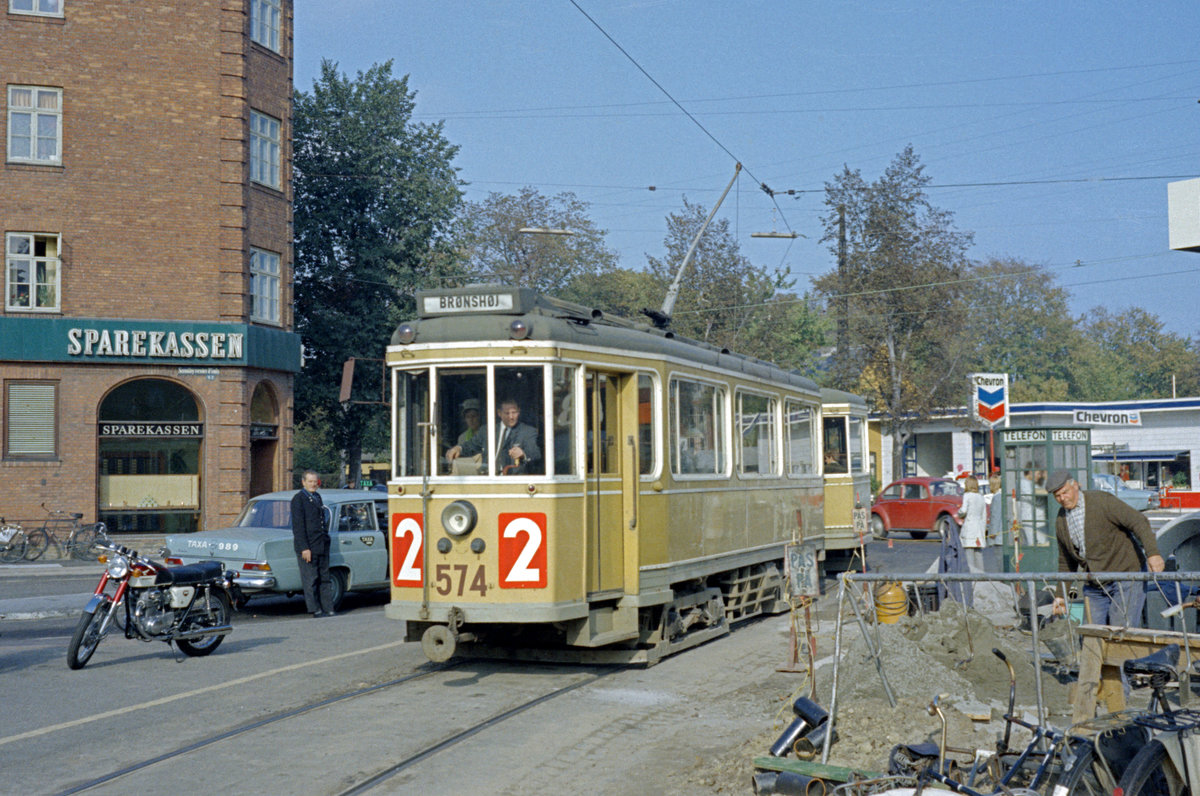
8,0,62,17
7,86,62,164
6,232,60,311
249,248,280,323
250,0,281,52
250,110,280,189
5,381,57,458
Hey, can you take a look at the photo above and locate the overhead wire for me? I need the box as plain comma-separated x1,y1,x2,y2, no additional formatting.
566,0,795,233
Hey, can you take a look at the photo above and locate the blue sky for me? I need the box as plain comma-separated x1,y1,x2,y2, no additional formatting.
294,1,1200,337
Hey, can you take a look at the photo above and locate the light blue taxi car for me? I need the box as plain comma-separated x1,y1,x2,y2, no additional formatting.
163,489,389,611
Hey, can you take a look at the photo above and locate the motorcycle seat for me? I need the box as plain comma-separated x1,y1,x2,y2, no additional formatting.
155,560,224,586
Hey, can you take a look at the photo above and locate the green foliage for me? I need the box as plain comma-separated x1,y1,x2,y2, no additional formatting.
815,146,973,467
293,410,340,479
1074,307,1200,400
292,59,463,473
559,268,664,319
458,187,618,293
646,198,791,349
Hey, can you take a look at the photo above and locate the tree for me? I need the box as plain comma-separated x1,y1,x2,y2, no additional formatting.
646,198,787,351
458,187,617,293
293,60,463,482
1074,307,1200,400
956,257,1078,402
558,268,664,319
814,146,974,476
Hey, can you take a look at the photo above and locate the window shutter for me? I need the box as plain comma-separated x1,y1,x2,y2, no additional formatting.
8,383,56,455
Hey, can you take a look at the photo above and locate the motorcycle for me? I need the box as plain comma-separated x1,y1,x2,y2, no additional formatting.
67,540,242,670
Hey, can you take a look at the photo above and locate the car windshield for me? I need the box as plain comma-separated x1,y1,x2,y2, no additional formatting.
930,480,963,497
235,499,292,529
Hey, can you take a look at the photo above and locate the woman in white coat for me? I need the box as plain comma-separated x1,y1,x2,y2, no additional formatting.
957,476,989,572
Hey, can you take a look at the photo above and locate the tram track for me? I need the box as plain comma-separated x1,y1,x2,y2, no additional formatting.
52,661,464,796
53,659,620,796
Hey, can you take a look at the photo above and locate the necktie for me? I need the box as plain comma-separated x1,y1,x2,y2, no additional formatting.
496,427,509,470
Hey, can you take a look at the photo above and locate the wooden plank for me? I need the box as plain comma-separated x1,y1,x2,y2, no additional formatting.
1070,625,1200,722
752,757,884,781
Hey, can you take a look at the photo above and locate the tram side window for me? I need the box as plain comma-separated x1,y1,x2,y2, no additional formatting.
638,374,655,475
848,417,864,473
670,378,725,476
395,370,430,477
438,368,487,475
552,365,577,476
823,417,848,474
738,392,778,476
786,400,814,476
492,366,545,476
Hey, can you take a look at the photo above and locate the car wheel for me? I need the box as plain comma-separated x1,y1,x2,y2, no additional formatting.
935,515,957,538
871,514,887,540
329,569,347,612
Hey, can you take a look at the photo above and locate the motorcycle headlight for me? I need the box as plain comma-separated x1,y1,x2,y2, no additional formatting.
441,500,478,537
106,555,130,579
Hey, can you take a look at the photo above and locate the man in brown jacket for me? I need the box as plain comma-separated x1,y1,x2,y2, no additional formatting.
1047,470,1164,626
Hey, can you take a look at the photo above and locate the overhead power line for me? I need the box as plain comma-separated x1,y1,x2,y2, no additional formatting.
567,0,795,233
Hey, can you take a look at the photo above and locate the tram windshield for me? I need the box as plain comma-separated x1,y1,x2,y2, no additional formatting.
396,364,576,478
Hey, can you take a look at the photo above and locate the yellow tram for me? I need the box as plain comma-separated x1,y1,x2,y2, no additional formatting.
820,388,872,562
383,286,826,663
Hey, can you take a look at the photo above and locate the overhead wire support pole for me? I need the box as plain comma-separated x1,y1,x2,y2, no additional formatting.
659,162,742,321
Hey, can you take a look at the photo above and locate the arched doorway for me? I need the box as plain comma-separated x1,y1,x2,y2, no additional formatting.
249,381,279,497
98,379,202,534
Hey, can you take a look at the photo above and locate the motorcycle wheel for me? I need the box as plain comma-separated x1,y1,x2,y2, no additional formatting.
176,590,232,657
67,598,111,670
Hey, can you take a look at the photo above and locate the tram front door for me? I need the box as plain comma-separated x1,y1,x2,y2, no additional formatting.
585,370,638,595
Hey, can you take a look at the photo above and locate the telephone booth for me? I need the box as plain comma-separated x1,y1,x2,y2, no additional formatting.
998,427,1092,573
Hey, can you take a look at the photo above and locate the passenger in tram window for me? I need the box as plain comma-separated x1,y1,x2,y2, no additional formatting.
456,399,482,446
447,398,542,474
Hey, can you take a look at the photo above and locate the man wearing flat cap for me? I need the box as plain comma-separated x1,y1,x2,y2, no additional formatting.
1047,470,1163,626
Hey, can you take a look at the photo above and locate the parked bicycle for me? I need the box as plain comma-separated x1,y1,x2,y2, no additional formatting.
887,649,1112,796
1110,643,1200,796
23,505,107,562
1,518,27,563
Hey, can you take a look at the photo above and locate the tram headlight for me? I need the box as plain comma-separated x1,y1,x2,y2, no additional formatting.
509,319,531,340
396,323,417,344
441,500,478,537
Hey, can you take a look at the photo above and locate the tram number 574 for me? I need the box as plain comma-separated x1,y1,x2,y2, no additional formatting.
391,512,548,591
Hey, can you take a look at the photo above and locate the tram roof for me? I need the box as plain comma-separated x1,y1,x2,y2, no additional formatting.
820,387,869,410
395,285,820,394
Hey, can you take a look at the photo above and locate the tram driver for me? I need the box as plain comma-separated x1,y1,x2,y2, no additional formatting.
446,398,542,474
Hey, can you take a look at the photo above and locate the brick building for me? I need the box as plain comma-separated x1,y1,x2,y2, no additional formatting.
1,0,300,534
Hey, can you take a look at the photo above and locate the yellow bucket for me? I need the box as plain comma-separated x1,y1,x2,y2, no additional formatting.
875,582,907,624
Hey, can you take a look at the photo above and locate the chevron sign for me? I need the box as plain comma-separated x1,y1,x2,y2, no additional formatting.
971,373,1008,427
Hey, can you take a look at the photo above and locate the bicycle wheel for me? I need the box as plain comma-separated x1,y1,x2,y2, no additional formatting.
1116,739,1184,796
1055,740,1115,796
68,525,100,560
0,529,27,563
23,528,50,561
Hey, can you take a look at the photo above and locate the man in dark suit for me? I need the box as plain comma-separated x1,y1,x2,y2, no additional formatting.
446,398,541,474
292,470,334,617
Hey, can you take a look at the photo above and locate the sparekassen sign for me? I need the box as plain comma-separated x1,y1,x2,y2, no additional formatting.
99,423,203,438
68,328,243,360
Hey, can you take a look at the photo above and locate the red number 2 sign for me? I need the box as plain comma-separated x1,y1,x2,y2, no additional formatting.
498,512,547,589
391,513,424,587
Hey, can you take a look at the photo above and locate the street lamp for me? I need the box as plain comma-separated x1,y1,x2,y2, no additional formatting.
518,227,575,236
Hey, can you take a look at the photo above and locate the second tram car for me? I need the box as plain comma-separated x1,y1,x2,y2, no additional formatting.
383,286,828,663
820,388,872,564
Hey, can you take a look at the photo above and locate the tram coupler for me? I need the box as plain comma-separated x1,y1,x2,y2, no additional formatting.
420,623,476,663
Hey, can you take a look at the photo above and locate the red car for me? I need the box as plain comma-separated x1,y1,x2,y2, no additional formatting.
871,477,963,540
